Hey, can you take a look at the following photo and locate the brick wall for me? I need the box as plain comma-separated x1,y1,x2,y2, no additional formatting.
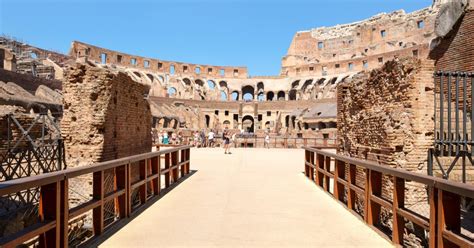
62,63,152,167
337,57,434,171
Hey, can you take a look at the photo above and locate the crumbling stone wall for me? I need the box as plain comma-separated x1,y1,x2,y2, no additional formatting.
62,63,152,167
337,58,434,171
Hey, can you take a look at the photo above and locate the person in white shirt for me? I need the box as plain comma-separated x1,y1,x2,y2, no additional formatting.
264,133,270,149
208,130,215,147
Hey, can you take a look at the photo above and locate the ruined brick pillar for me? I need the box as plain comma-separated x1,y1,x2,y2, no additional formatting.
62,63,152,167
61,63,152,214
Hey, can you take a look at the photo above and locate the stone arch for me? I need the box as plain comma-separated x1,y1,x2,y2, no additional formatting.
205,115,210,128
221,91,228,101
242,85,255,101
277,91,285,101
182,78,192,87
291,80,300,89
242,115,255,133
231,91,239,101
266,91,274,101
167,87,177,97
289,89,297,100
301,79,313,92
207,80,216,90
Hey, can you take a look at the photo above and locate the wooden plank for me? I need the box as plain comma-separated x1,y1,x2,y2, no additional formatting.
172,151,179,182
115,165,128,218
92,170,104,236
139,160,147,204
60,179,68,248
150,156,160,195
392,177,405,245
334,160,345,202
367,170,382,226
348,164,356,210
316,154,324,187
429,187,438,248
397,208,429,230
164,153,170,188
324,156,331,192
38,181,60,248
437,189,461,248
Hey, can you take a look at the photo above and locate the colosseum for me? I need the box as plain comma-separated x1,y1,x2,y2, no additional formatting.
1,0,474,246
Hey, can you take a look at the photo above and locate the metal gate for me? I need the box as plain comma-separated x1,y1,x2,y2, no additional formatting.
428,71,474,183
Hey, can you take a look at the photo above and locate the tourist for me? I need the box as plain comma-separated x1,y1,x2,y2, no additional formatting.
231,132,237,148
208,129,215,147
158,131,163,144
171,132,178,144
223,128,231,154
264,133,270,149
200,130,206,147
193,131,200,147
163,132,169,145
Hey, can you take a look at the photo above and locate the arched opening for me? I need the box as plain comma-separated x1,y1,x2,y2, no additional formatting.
317,78,326,85
195,79,205,88
265,121,271,129
205,115,210,128
317,122,327,130
221,91,228,101
291,80,300,89
219,81,228,89
277,91,285,101
266,91,274,101
291,116,296,129
327,122,337,128
223,120,231,129
285,115,290,127
289,89,297,100
242,85,255,101
242,115,255,133
329,77,337,85
231,91,239,101
133,71,142,78
183,78,192,86
257,92,264,101
207,80,216,90
301,79,313,92
146,74,154,82
167,87,177,97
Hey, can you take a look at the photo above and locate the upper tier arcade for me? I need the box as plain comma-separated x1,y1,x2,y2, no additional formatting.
281,6,439,77
70,41,248,79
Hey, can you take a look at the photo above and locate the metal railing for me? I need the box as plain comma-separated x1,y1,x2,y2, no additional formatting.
304,147,474,248
0,145,192,248
430,71,474,182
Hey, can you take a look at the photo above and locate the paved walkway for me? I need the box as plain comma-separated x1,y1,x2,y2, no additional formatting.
100,148,392,247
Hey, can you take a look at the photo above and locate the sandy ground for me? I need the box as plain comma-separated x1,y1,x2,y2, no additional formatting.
100,148,392,247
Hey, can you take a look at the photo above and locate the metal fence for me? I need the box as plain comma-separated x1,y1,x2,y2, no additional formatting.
429,71,474,182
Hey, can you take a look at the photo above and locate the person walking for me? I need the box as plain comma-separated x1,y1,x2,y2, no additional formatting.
264,133,270,149
163,132,169,145
208,129,215,148
223,128,231,154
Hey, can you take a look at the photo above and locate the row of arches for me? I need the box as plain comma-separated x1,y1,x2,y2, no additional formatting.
164,75,351,101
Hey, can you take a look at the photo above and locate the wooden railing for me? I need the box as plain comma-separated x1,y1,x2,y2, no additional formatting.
304,147,474,248
0,145,192,248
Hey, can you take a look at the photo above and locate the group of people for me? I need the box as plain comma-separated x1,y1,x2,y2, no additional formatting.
191,128,235,154
152,129,183,145
153,128,271,151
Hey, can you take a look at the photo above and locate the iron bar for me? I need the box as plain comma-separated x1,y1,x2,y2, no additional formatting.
447,73,452,155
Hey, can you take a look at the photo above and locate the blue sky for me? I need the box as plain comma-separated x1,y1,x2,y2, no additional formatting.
1,0,432,76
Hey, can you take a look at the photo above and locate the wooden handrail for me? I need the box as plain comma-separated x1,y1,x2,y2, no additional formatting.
0,145,192,248
303,147,474,248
